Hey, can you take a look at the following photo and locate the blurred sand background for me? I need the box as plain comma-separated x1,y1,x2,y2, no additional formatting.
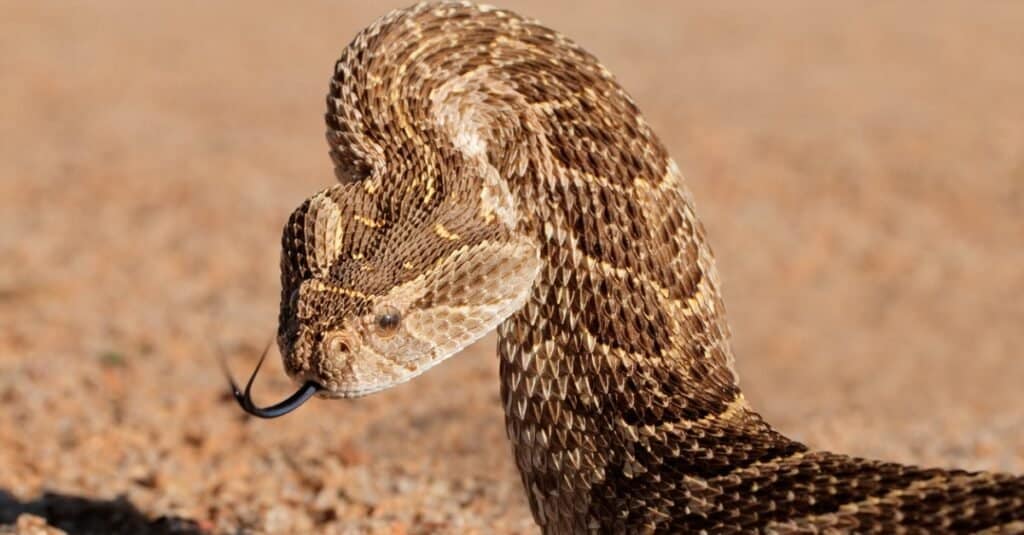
1,1,1022,533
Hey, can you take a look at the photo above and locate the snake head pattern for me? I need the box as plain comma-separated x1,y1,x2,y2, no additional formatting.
277,181,541,398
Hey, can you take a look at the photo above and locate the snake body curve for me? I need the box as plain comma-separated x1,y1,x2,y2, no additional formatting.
262,2,1024,532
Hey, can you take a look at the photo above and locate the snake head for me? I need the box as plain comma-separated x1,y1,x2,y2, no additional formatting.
276,183,540,398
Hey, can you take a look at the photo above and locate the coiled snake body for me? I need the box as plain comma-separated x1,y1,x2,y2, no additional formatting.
229,2,1024,532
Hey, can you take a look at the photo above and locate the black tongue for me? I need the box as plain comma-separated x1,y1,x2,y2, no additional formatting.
233,380,321,419
219,339,321,419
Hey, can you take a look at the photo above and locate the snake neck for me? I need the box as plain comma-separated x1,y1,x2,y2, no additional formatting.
493,144,807,529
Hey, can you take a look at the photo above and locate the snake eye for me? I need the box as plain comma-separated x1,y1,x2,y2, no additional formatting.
374,307,402,337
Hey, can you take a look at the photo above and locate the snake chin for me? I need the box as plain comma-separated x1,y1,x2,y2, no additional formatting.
312,366,436,399
279,313,445,398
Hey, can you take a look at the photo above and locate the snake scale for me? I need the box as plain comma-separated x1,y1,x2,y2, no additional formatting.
226,2,1024,532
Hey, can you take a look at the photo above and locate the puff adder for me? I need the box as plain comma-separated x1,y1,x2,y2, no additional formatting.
234,2,1024,532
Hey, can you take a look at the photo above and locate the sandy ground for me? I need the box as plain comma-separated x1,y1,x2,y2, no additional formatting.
2,1,1023,533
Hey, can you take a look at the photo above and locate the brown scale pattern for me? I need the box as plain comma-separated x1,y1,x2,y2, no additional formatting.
275,2,1024,533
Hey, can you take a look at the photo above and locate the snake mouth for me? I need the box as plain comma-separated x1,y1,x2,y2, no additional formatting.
220,341,321,419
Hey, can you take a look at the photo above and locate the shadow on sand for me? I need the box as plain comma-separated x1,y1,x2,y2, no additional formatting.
0,490,204,534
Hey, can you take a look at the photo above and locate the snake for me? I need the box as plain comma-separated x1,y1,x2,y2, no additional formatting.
221,2,1024,532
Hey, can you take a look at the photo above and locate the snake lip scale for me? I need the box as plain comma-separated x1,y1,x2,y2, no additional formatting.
225,2,1024,532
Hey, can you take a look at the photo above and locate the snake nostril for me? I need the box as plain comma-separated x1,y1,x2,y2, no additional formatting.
325,333,352,358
